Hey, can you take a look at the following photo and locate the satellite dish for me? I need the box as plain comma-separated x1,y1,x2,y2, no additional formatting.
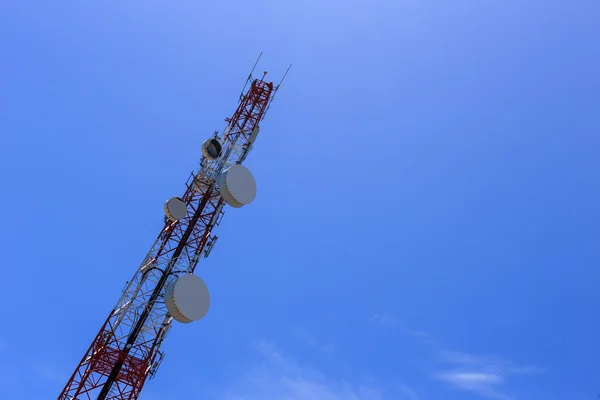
217,164,257,208
202,138,223,160
165,273,210,323
164,197,187,221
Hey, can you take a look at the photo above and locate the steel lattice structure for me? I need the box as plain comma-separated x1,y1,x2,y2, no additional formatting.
59,60,288,400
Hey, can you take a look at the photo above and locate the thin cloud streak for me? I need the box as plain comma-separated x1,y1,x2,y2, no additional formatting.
436,371,510,400
369,313,400,327
404,328,543,400
434,350,542,399
218,341,419,400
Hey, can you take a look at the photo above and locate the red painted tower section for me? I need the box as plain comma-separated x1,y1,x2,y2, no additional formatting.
58,73,278,399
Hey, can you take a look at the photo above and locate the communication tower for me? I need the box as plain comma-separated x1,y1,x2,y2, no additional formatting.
58,55,290,400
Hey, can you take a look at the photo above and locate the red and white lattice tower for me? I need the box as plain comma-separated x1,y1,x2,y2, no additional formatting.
59,57,289,400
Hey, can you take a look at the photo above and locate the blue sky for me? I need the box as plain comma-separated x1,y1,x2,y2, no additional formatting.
1,1,599,399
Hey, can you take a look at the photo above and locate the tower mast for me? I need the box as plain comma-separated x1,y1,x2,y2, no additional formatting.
59,61,287,399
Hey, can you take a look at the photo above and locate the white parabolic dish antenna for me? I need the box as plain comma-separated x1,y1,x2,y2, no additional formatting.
218,164,257,208
165,273,210,323
202,138,222,160
164,197,187,222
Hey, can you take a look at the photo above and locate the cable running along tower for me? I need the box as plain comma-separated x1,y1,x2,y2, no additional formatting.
59,56,289,400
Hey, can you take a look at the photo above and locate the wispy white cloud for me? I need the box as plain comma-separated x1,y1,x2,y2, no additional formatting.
369,313,399,327
407,330,431,340
434,350,542,400
217,341,418,400
438,351,543,375
436,371,508,400
292,327,336,356
397,384,420,400
405,330,543,400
